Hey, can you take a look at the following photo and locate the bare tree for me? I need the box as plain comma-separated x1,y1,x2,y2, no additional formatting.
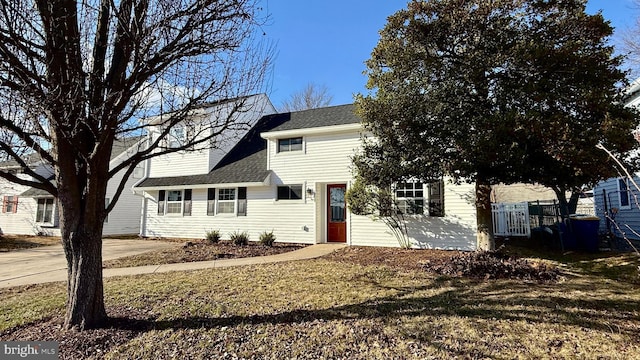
622,1,640,76
280,83,333,112
0,0,272,330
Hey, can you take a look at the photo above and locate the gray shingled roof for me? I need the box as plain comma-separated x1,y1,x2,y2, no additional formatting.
265,104,359,132
18,136,144,197
135,104,361,188
1,136,143,170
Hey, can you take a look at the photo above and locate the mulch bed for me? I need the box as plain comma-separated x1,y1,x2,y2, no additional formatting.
102,240,308,268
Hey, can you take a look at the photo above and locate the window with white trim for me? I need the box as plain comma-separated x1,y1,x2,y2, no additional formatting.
278,137,303,152
618,178,631,209
395,182,424,214
168,125,185,148
277,185,303,200
166,190,183,214
217,188,236,214
36,198,54,224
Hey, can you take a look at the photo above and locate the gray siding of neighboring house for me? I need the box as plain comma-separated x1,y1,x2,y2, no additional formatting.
594,176,640,240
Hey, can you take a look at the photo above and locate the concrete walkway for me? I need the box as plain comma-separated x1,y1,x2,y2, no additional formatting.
0,241,346,289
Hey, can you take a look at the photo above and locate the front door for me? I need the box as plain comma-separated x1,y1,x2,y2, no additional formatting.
327,184,347,243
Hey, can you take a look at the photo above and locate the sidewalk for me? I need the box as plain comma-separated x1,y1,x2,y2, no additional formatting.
0,242,346,289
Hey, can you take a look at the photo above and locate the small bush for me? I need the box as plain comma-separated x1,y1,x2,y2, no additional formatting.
230,231,249,246
423,248,559,282
259,230,276,247
205,230,221,244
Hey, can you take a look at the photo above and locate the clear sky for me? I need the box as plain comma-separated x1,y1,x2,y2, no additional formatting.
263,0,640,109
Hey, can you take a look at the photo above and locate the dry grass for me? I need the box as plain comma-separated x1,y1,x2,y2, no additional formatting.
0,235,60,251
1,247,639,359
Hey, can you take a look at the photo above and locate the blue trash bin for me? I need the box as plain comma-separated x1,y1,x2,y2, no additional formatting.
569,214,600,252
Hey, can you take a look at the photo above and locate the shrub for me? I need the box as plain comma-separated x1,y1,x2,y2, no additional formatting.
205,230,221,244
230,231,249,246
259,230,276,247
423,248,559,282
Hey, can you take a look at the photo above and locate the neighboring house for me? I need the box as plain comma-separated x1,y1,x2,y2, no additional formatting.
593,79,640,240
0,137,145,236
134,103,478,250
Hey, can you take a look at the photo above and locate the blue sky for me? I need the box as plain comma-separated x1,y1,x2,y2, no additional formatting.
264,1,639,109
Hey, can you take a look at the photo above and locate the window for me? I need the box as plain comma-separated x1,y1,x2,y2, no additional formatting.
217,188,236,214
157,189,192,215
2,196,18,213
36,198,54,224
208,187,246,216
278,137,303,152
277,185,303,200
166,190,183,214
168,125,185,148
619,178,631,208
395,182,424,214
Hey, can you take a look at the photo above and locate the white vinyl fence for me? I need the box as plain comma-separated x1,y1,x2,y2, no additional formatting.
492,202,531,238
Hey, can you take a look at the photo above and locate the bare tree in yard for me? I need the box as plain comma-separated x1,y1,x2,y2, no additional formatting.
0,0,271,330
280,82,333,111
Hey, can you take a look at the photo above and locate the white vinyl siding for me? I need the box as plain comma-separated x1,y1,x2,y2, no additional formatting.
142,129,478,250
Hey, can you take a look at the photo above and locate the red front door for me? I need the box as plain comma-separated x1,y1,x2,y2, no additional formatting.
327,184,347,243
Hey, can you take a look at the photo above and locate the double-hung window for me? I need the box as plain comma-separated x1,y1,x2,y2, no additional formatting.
217,188,236,214
36,198,54,224
207,187,246,216
166,190,183,214
158,189,192,216
395,182,424,214
278,137,303,152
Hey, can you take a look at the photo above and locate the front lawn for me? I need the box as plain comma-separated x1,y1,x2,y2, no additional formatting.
1,248,638,359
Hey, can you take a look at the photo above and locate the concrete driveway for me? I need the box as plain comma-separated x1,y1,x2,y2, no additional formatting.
0,239,177,289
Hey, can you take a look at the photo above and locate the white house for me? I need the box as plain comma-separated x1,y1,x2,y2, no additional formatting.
0,137,146,236
134,103,478,250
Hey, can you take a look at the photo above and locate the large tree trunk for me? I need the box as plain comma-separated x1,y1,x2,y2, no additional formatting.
553,187,580,218
476,178,495,251
56,135,111,330
62,226,107,330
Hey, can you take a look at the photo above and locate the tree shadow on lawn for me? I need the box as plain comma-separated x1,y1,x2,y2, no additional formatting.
113,278,639,338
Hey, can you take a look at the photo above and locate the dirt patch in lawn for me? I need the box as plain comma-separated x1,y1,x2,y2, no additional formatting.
103,239,308,268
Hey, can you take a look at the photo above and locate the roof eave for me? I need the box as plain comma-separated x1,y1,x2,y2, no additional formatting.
260,123,361,140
